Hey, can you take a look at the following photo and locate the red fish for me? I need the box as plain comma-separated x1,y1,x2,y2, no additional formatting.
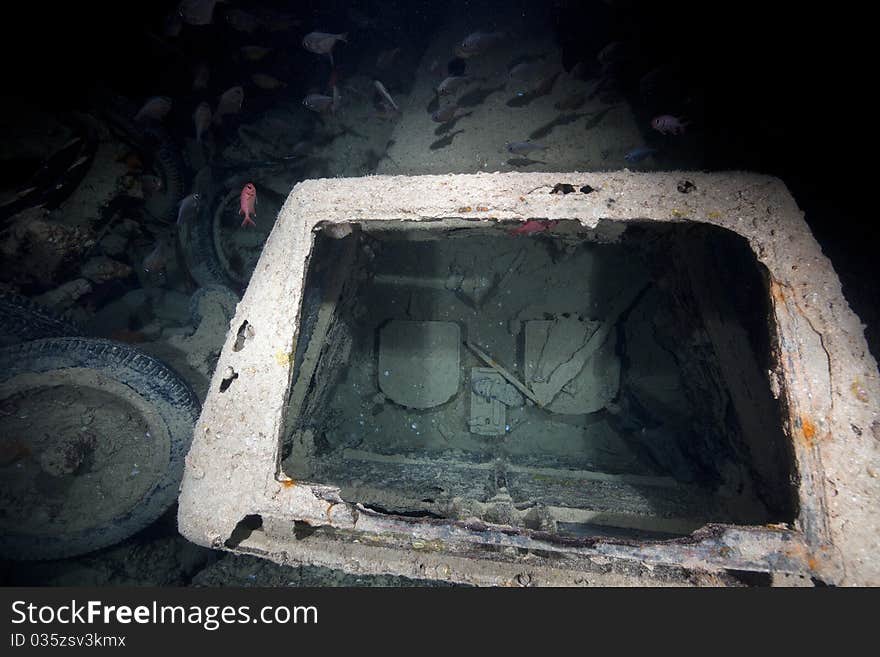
239,183,257,227
508,220,557,236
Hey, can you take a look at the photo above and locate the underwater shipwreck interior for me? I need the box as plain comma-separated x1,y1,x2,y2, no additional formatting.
283,221,796,537
0,0,877,587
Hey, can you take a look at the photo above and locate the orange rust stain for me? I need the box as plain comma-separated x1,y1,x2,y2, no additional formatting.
476,206,489,212
769,279,787,304
458,206,472,213
807,556,819,571
281,479,296,488
801,417,817,446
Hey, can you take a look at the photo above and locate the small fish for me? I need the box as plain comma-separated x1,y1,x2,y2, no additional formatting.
437,75,472,95
239,183,257,228
303,93,333,113
225,8,258,33
14,185,38,198
373,80,398,111
214,86,244,124
192,62,210,91
178,0,218,26
142,240,168,273
376,47,401,69
509,220,558,236
457,31,506,57
251,73,286,90
68,155,90,170
431,104,465,123
429,129,464,150
509,60,546,82
302,32,347,66
193,102,212,142
651,114,689,135
134,96,172,123
624,146,658,163
240,45,271,62
177,192,200,225
506,140,548,155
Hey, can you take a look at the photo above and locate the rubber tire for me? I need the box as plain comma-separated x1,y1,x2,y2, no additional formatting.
142,127,187,225
188,284,241,326
178,186,240,292
0,291,83,347
92,88,187,225
0,115,97,224
0,337,200,560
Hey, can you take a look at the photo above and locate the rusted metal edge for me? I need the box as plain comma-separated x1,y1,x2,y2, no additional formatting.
241,500,840,581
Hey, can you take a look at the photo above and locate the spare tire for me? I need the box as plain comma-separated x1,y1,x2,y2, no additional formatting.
0,337,200,560
0,291,83,347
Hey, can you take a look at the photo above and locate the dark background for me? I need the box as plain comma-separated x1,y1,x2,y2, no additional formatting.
2,0,875,353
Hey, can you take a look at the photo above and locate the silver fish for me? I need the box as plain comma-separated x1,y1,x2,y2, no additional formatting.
302,32,347,66
437,75,472,95
624,146,658,163
193,102,212,142
457,30,506,57
431,104,464,123
506,141,548,155
134,96,172,123
177,193,200,225
214,86,244,124
303,93,335,113
373,80,398,111
509,60,547,81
